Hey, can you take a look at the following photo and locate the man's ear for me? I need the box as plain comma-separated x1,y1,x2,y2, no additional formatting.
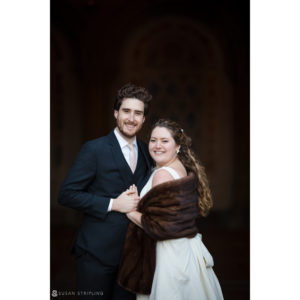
142,116,145,123
114,110,118,120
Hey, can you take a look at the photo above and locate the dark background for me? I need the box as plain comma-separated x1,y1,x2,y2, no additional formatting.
51,0,249,299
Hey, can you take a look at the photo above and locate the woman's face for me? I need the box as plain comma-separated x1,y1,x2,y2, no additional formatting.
149,126,180,167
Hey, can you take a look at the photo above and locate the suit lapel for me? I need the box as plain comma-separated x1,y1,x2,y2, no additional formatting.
136,139,153,188
137,139,152,171
133,144,144,176
108,131,133,186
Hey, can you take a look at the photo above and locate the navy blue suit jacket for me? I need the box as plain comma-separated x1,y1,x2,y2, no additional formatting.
58,130,153,266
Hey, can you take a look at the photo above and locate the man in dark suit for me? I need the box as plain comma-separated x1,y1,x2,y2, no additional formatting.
58,83,153,300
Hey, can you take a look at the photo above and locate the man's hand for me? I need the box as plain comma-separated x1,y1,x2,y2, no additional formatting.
111,185,140,213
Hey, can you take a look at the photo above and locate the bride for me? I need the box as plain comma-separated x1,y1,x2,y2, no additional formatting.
118,119,224,300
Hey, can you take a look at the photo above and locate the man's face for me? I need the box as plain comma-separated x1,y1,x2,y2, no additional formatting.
114,98,145,140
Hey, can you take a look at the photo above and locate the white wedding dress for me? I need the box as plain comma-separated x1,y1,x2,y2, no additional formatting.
137,167,224,300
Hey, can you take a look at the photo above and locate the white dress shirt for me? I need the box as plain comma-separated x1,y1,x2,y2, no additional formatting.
107,128,138,211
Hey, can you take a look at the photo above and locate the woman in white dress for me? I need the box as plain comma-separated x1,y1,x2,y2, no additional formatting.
118,119,224,300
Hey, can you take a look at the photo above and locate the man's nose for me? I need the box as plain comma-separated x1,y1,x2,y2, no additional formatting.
129,113,134,121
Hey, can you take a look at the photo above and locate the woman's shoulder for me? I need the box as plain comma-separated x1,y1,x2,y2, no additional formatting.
152,164,187,187
152,168,175,187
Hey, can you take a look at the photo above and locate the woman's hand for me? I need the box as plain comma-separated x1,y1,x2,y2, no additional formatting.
126,185,139,212
128,184,138,197
125,185,143,228
112,185,140,213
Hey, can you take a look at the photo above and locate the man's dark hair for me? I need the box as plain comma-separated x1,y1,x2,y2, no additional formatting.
114,83,152,116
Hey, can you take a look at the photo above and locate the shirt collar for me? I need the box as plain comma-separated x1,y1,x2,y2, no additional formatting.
114,128,137,149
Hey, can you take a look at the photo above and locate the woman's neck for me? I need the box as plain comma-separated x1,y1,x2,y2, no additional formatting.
157,157,180,169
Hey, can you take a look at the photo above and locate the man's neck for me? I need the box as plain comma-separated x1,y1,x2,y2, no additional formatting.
115,127,136,144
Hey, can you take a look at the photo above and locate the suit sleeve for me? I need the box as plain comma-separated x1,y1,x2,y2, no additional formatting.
58,141,110,220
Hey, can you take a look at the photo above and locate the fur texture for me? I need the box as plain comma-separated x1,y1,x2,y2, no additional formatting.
118,172,199,294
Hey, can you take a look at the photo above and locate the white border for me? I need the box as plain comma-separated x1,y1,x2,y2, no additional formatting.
251,0,300,298
0,1,50,299
1,0,300,299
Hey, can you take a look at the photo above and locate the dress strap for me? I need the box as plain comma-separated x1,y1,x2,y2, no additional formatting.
159,166,181,179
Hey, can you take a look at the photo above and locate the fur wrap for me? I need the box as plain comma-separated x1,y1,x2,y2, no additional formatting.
118,172,199,294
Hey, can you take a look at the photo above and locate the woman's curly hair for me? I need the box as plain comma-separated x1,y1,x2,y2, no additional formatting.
151,119,213,216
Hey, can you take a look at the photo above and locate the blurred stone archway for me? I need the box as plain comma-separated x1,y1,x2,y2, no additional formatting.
111,16,234,211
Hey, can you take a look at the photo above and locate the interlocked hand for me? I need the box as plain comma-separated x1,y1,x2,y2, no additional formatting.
112,185,140,213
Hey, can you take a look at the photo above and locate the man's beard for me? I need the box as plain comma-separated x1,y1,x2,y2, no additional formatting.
117,119,142,139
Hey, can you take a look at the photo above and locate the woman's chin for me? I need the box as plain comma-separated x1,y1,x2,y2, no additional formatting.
152,156,164,165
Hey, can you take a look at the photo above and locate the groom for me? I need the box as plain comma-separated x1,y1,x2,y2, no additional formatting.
58,83,153,300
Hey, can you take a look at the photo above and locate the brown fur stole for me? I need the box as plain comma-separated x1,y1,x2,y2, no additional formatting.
118,172,199,294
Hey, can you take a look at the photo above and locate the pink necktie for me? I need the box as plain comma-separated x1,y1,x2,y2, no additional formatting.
128,143,136,173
